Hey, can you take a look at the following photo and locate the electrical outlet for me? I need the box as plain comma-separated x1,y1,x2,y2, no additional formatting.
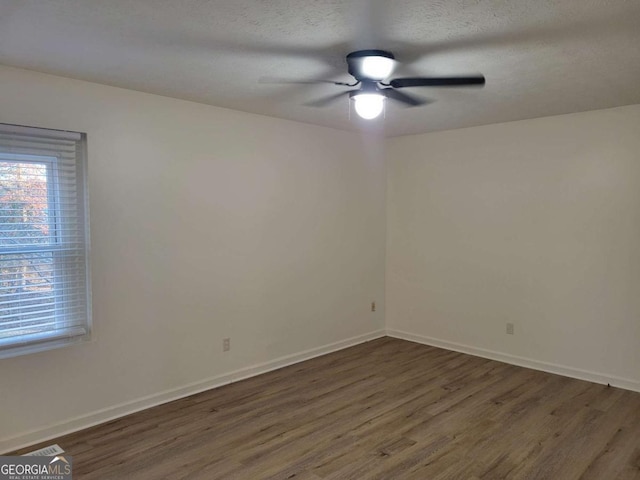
223,338,231,352
506,323,514,335
371,301,376,312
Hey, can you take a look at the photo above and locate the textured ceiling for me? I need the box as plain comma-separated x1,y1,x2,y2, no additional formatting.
1,0,639,136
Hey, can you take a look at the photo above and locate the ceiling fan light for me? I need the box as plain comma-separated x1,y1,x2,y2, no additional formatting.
360,56,395,80
353,93,385,120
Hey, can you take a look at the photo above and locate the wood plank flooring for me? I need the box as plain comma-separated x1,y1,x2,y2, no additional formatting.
14,337,640,479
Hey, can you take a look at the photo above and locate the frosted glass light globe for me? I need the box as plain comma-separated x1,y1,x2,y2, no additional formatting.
353,94,385,120
361,56,395,80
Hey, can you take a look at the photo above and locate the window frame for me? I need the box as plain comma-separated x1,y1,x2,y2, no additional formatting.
0,125,91,359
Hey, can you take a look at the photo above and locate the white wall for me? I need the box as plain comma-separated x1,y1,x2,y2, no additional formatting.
387,105,640,390
0,66,386,451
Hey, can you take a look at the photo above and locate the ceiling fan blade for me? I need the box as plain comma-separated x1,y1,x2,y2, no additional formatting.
305,91,352,108
381,88,429,107
390,76,485,88
259,76,356,87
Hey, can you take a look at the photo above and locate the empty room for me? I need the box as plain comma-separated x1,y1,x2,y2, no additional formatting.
1,1,639,479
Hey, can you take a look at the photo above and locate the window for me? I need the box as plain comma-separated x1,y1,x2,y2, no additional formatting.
0,124,91,358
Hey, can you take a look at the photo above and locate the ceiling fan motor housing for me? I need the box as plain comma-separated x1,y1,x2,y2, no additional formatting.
346,49,395,81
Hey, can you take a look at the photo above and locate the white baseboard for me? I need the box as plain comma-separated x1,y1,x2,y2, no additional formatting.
386,329,640,394
1,329,385,455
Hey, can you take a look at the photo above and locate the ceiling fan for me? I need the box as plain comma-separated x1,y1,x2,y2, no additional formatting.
266,49,485,120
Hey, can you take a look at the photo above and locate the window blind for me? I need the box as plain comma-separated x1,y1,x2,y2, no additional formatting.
0,123,91,358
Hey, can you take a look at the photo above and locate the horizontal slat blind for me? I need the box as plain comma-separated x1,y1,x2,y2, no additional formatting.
0,124,90,357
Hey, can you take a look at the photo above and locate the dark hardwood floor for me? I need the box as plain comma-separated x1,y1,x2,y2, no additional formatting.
15,337,640,479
